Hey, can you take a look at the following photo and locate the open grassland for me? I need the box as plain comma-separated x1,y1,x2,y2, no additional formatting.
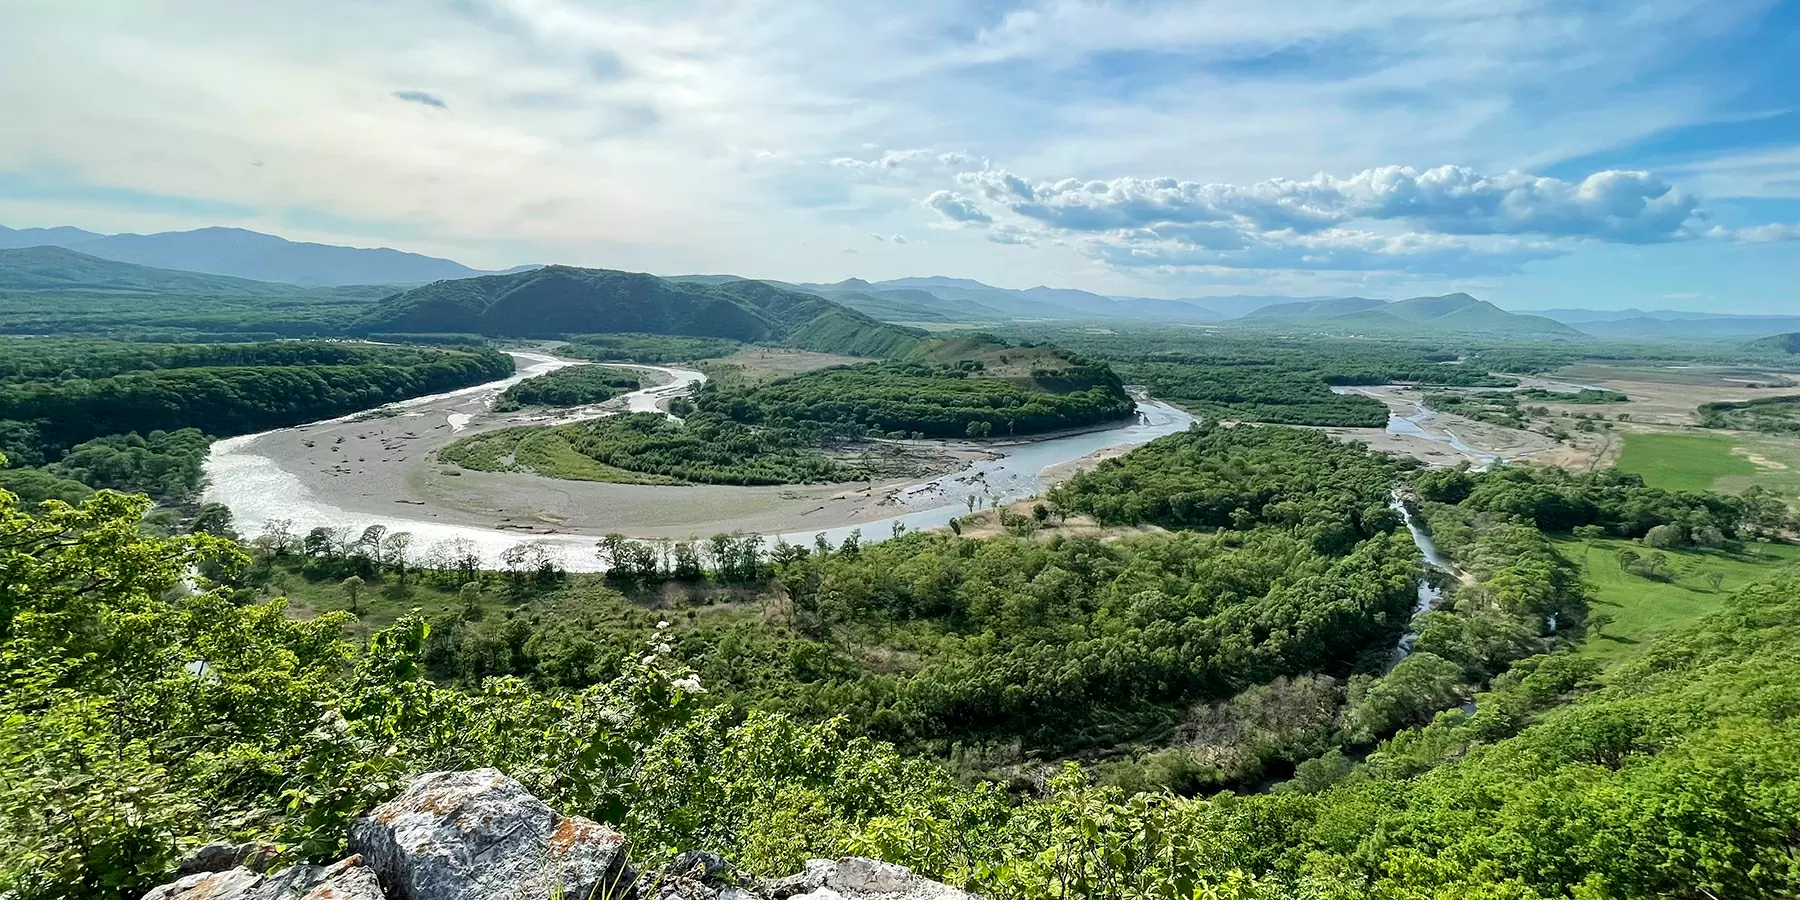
1558,535,1800,665
1614,431,1757,492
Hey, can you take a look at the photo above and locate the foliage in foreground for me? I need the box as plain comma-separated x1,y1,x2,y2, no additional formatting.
3,471,1798,900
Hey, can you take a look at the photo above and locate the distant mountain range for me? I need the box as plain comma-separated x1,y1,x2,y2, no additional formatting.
0,224,534,286
5,222,1795,341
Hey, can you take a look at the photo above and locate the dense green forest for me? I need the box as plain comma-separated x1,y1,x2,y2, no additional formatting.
1697,394,1800,434
696,356,1135,439
562,333,743,363
492,364,642,412
7,428,1799,899
0,339,513,501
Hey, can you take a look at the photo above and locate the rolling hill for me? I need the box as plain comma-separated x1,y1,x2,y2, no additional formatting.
1743,332,1800,354
1239,292,1582,337
356,265,925,356
0,223,535,286
1245,297,1387,319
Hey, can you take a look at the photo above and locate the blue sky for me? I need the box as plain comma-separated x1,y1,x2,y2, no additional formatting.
2,0,1796,312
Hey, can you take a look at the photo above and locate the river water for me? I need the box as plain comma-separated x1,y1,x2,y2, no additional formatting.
1388,494,1449,664
202,357,1193,571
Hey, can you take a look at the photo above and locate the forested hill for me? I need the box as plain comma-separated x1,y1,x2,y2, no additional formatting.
1745,331,1800,354
355,266,925,356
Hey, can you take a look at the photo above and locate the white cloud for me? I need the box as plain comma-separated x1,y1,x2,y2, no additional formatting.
922,190,992,225
890,234,907,244
986,224,1035,246
956,165,1703,243
922,162,1734,275
1710,223,1800,243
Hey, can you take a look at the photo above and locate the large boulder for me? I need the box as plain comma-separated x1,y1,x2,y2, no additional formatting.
347,768,634,900
142,855,383,900
770,858,976,900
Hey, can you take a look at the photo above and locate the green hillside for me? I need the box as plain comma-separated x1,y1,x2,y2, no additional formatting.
1244,296,1385,319
1244,292,1582,337
356,265,925,355
1745,331,1800,354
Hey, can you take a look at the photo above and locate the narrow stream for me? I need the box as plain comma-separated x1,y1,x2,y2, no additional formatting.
1388,493,1447,666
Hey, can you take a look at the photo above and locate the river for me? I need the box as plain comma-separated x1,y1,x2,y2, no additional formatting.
1388,493,1456,665
201,354,1193,571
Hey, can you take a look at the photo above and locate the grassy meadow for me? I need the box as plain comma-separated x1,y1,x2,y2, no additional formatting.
1558,535,1800,665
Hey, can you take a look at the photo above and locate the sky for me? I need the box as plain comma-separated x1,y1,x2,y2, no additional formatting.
2,0,1797,312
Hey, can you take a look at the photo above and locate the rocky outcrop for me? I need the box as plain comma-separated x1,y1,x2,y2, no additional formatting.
347,768,634,900
140,770,975,900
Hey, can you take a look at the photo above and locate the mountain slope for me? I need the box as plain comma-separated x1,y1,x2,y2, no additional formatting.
1745,332,1800,354
0,224,106,249
0,224,532,286
356,265,924,356
1240,293,1581,337
0,246,346,296
1246,297,1387,319
1340,294,1581,336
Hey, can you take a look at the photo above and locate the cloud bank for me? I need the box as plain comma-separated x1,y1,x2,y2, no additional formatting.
919,163,1763,274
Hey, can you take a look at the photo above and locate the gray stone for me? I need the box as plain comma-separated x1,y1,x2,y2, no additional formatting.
177,841,282,876
141,855,384,900
347,768,634,900
778,858,976,900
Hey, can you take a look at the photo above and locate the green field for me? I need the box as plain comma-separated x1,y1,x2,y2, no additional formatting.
1558,536,1800,664
1614,431,1757,492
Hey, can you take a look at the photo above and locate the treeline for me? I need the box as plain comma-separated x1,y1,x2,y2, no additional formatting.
492,365,641,411
697,359,1136,438
1119,361,1388,426
0,339,513,503
0,337,468,382
0,289,371,338
440,412,864,485
562,332,742,363
0,343,512,460
1414,463,1789,542
1697,394,1800,434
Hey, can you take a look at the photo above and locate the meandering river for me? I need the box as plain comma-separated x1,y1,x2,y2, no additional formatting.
202,353,1192,571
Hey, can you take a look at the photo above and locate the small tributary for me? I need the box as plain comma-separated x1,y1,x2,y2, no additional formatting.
1388,492,1450,667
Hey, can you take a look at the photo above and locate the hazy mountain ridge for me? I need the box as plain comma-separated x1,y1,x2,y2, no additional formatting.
0,223,535,287
0,245,391,298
